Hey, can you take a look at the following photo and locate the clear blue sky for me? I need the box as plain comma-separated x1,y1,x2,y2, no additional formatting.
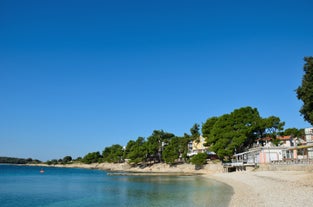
1,0,312,161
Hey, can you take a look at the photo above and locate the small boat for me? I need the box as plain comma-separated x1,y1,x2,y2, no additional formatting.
40,169,45,173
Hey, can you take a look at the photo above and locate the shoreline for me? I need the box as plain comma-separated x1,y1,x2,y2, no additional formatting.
27,162,313,206
207,170,313,207
27,162,223,175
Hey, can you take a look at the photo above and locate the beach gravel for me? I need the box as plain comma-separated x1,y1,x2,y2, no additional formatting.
209,171,313,207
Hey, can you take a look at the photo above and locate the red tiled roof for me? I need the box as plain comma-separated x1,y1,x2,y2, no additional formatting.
277,136,291,141
257,136,292,141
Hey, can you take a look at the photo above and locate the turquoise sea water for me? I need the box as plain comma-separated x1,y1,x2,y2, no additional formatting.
0,164,232,207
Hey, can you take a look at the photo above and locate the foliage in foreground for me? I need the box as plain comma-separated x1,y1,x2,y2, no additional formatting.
297,56,313,126
190,153,208,169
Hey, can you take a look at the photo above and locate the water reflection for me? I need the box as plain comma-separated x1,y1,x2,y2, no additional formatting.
110,175,233,207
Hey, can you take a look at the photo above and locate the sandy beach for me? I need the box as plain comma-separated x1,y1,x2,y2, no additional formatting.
208,170,313,207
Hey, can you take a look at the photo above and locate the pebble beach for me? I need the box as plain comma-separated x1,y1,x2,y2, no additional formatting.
209,170,313,207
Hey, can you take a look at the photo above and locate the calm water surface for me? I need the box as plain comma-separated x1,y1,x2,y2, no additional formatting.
0,164,232,207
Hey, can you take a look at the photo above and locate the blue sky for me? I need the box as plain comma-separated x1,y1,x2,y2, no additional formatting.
1,0,312,161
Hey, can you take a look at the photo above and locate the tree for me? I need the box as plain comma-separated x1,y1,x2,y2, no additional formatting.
190,153,207,170
297,57,313,126
179,133,193,161
162,137,188,165
263,116,285,136
125,137,147,165
190,123,200,143
282,128,304,138
82,151,102,164
207,107,261,159
146,130,175,163
62,156,72,164
205,106,284,160
202,117,219,142
102,144,124,163
162,138,179,165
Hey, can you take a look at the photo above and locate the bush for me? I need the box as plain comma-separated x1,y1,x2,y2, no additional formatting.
190,153,208,170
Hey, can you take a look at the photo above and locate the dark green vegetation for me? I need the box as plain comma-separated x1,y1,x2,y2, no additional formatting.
297,57,313,126
190,153,208,169
202,106,285,160
46,156,76,165
0,157,42,164
52,107,301,166
98,130,193,166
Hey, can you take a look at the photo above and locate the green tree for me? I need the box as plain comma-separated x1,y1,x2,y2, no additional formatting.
202,117,219,142
297,57,313,126
125,137,147,164
205,107,284,160
282,128,304,138
208,107,261,159
263,116,285,137
162,137,181,165
102,144,124,163
253,115,285,147
179,133,193,161
146,130,175,163
190,153,207,170
190,123,200,143
203,106,284,159
82,151,102,164
62,156,72,164
49,159,58,165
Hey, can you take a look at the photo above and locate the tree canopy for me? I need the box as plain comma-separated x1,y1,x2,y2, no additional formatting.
282,128,304,137
296,56,313,126
102,144,124,163
82,151,102,164
124,137,147,164
190,153,208,169
203,106,285,160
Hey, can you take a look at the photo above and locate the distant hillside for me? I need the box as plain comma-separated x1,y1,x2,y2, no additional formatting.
0,157,42,164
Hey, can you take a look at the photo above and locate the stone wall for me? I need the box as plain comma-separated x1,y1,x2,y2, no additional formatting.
258,164,313,172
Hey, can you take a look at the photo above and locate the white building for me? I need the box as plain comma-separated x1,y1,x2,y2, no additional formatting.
305,127,313,158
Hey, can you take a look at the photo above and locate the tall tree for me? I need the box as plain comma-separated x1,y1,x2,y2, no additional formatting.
255,116,285,138
162,137,180,165
190,123,200,143
282,128,304,138
296,57,313,126
125,137,147,164
102,144,124,163
202,117,219,140
82,151,102,164
146,130,175,163
190,153,208,170
62,156,72,164
205,106,284,160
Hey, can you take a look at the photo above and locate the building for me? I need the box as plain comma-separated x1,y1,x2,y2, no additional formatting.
187,136,208,156
233,130,313,164
305,127,313,158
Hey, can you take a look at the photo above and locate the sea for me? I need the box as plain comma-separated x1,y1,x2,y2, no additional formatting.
0,164,233,207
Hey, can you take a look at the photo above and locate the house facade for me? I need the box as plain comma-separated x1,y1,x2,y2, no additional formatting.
305,127,313,158
234,128,313,164
187,136,209,157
